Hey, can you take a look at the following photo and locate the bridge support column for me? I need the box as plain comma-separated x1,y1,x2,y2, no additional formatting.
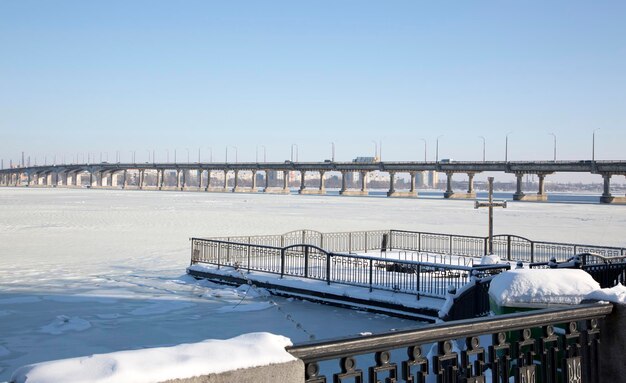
175,170,181,190
388,171,419,197
360,171,368,194
26,173,32,187
197,169,202,190
512,173,525,200
159,169,165,190
443,172,454,198
262,170,270,192
138,170,144,190
181,170,187,190
319,171,326,194
300,170,325,195
514,173,550,201
250,170,258,192
298,171,306,193
600,174,626,203
232,170,238,192
204,170,211,191
122,170,128,189
282,170,290,193
467,173,475,196
339,171,348,195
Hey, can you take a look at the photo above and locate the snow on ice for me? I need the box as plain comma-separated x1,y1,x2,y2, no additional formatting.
1,188,625,382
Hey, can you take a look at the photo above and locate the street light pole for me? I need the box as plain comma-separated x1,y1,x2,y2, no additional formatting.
479,136,486,162
330,142,335,161
291,144,298,162
419,139,427,162
505,132,513,162
436,135,443,162
592,129,600,161
371,140,378,159
261,145,266,162
549,133,557,162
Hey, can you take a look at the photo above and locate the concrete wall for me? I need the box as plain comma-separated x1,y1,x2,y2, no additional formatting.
161,359,304,383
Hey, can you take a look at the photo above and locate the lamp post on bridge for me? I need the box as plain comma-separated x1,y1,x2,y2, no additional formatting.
479,136,486,162
261,145,266,162
371,141,378,160
505,131,512,162
475,177,507,255
330,142,335,162
549,133,557,162
592,129,600,161
291,144,298,162
436,135,443,162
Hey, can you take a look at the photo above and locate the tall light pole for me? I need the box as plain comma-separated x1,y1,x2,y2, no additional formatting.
436,135,443,162
330,142,335,161
505,131,513,162
419,139,427,162
208,147,213,163
291,144,298,162
592,130,596,161
371,140,378,159
261,145,266,162
549,133,557,162
174,149,177,164
198,147,201,163
479,136,486,162
225,146,228,163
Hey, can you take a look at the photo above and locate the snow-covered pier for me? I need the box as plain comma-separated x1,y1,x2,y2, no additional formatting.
188,229,626,321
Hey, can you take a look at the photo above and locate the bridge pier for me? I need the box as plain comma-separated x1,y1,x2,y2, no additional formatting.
513,172,550,201
341,171,367,196
443,172,475,199
297,170,323,195
388,171,418,197
204,170,210,191
600,173,626,204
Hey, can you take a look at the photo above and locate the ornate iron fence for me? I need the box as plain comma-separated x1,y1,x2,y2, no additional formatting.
287,303,612,383
190,238,509,299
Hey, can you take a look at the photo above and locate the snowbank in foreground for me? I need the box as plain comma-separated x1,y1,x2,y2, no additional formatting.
10,332,295,383
488,269,601,307
585,283,626,304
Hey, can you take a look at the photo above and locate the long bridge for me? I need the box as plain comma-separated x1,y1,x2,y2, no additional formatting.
1,159,625,203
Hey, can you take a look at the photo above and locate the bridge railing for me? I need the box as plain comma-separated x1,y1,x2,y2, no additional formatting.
190,238,509,299
287,303,613,383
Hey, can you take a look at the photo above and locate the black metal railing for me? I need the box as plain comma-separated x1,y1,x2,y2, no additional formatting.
202,229,626,263
287,303,613,383
190,238,510,299
528,253,626,289
439,274,501,322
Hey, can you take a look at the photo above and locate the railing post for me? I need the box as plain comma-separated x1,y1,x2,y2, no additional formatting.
484,237,488,256
507,235,512,261
418,232,421,252
389,231,393,251
365,231,368,253
416,264,421,300
449,235,453,255
326,253,331,285
247,244,251,273
304,246,309,278
280,248,285,278
531,242,535,263
217,243,221,269
349,233,352,253
369,259,373,292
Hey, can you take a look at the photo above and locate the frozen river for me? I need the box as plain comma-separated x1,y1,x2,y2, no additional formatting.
0,188,625,381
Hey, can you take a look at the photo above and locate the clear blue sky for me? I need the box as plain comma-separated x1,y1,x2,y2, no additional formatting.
1,1,625,170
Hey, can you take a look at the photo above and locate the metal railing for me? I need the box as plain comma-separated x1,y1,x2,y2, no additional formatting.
287,303,613,383
202,229,626,263
528,253,626,289
190,238,509,299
